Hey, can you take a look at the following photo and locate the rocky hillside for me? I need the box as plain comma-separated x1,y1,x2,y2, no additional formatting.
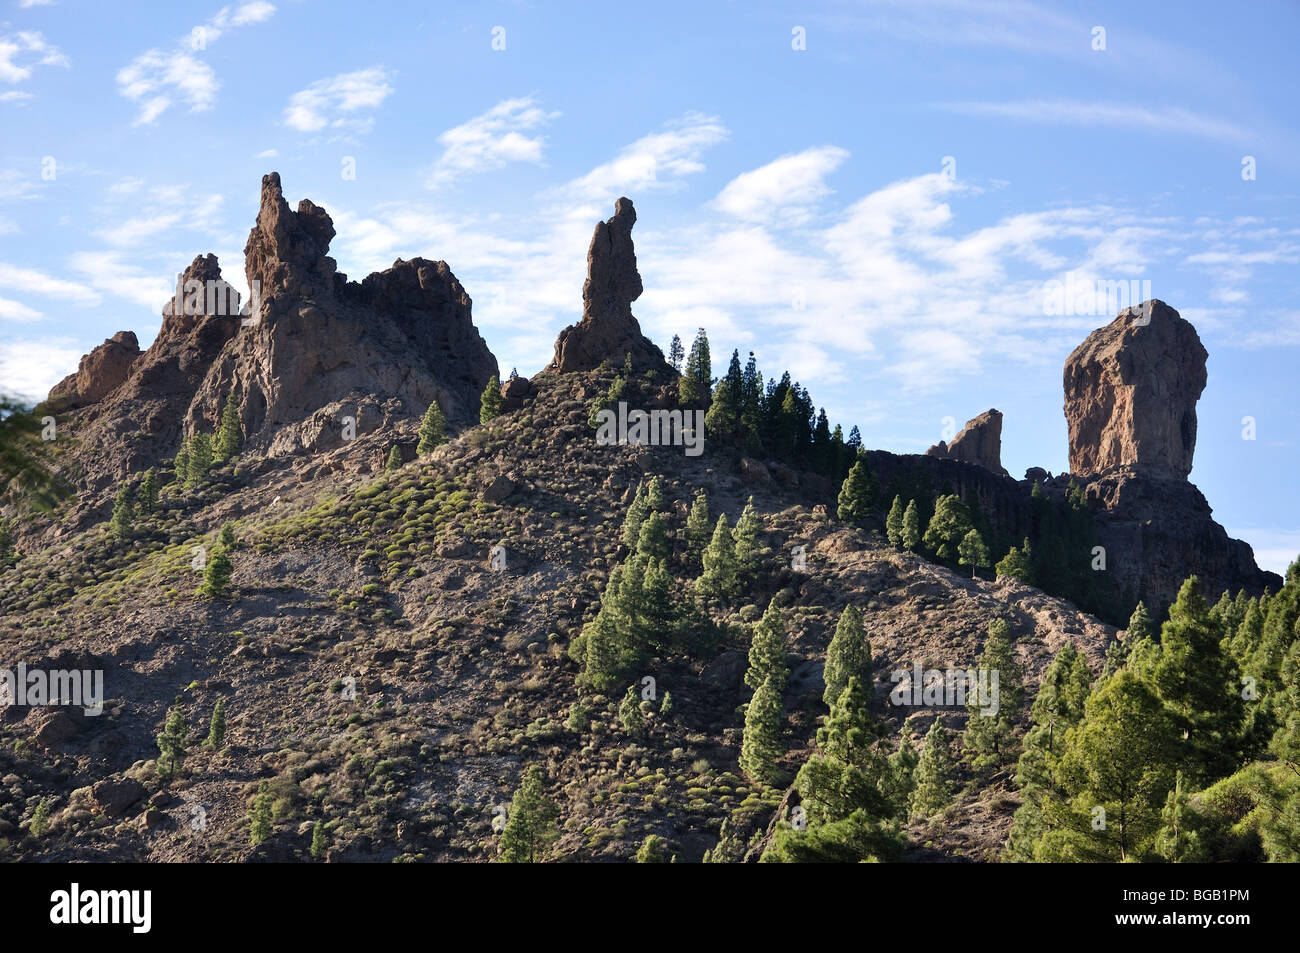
0,175,1279,863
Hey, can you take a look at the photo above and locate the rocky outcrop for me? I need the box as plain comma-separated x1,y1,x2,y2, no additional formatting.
549,198,669,375
46,332,142,412
1064,300,1207,480
39,172,498,511
926,409,1009,477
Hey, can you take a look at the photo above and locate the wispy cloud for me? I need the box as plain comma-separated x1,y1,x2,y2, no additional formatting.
283,67,393,135
0,30,69,86
712,146,849,225
0,262,99,306
116,3,276,124
560,112,729,206
941,99,1250,142
426,97,559,188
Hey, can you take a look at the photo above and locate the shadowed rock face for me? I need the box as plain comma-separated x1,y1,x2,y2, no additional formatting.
1064,300,1207,480
926,409,1008,477
550,197,669,375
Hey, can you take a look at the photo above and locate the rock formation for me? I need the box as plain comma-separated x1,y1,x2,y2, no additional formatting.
1064,300,1207,480
926,409,1009,477
549,197,669,375
40,172,498,501
46,331,142,412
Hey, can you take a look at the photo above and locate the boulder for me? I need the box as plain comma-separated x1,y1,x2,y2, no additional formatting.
91,777,145,817
1064,300,1207,479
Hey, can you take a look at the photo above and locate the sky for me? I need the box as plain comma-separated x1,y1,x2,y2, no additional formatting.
0,0,1297,572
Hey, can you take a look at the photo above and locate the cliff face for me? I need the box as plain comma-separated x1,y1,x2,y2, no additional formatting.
40,172,498,506
549,197,669,375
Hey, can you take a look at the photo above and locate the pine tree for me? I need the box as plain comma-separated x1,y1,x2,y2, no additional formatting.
156,700,188,782
1152,576,1244,784
621,481,650,550
619,684,645,733
214,388,242,461
206,698,226,748
173,440,191,486
28,797,50,838
668,334,684,372
823,605,871,708
910,718,956,818
480,375,504,424
698,514,738,600
685,488,710,568
901,499,921,552
566,700,590,732
0,518,13,569
498,766,559,863
186,433,212,487
887,732,920,812
659,691,674,717
249,780,272,845
1154,771,1206,862
636,511,670,561
218,522,236,549
678,328,712,407
138,467,159,514
836,458,874,522
746,598,788,692
109,483,134,539
963,619,1025,770
731,497,764,580
417,400,448,453
644,475,665,511
958,528,991,577
886,496,905,548
310,821,327,859
995,538,1034,584
923,494,973,561
704,378,741,440
740,673,785,785
636,834,670,863
197,546,233,599
798,677,892,824
1037,669,1179,861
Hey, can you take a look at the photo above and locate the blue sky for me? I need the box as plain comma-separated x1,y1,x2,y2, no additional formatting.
1,0,1297,572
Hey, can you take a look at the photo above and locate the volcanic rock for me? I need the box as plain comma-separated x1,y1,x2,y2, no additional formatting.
1064,300,1207,479
926,409,1009,477
47,332,142,412
549,198,670,375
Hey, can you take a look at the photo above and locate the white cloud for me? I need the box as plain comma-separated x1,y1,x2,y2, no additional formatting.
117,50,217,124
561,112,728,203
68,251,176,314
0,90,34,102
0,336,83,402
283,67,393,134
942,99,1250,142
0,30,69,85
0,295,42,321
256,148,278,158
0,262,99,306
712,146,848,225
18,0,59,8
427,97,558,188
116,4,276,124
0,168,37,200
